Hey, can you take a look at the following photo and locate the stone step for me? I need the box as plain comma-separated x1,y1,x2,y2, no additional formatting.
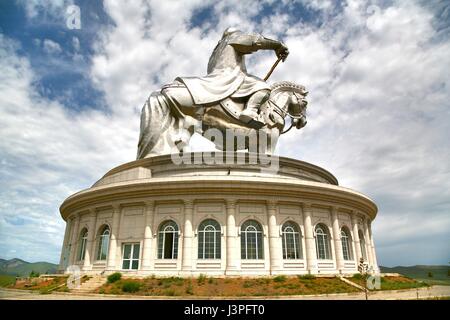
70,276,106,293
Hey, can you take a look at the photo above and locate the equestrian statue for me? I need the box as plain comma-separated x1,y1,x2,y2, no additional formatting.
137,27,308,159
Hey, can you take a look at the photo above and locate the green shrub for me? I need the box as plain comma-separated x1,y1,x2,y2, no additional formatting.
172,277,184,286
121,280,141,293
298,274,316,280
351,273,364,280
428,272,433,278
273,275,287,283
107,272,122,283
186,282,194,295
197,274,207,285
164,289,176,296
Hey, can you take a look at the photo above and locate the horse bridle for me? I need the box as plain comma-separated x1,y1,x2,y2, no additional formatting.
268,92,306,134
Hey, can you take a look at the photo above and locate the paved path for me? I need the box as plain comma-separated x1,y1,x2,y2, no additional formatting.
1,286,449,300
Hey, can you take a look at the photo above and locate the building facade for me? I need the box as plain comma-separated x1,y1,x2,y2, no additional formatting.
58,153,379,276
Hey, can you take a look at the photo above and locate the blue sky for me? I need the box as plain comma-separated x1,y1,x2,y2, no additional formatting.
0,0,449,267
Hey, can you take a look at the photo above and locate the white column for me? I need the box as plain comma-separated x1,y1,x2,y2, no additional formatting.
303,203,317,274
331,207,345,274
107,205,121,271
141,201,155,271
58,219,71,272
150,204,158,268
225,199,239,274
363,218,375,269
352,213,362,263
181,200,194,272
267,200,282,273
368,221,379,272
68,216,80,266
83,209,97,270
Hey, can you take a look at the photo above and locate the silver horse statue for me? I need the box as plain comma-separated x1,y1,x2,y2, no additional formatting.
137,28,308,159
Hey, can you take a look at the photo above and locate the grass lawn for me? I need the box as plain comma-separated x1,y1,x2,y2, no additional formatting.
96,275,360,296
413,278,450,286
349,274,428,291
0,274,17,287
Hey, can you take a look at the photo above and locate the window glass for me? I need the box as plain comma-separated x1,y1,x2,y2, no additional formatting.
198,219,221,259
241,220,264,260
282,222,302,259
158,220,179,259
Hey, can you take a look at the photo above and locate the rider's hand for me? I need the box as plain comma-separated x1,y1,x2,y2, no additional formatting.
276,43,289,61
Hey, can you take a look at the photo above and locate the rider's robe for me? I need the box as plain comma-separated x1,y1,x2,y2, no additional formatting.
175,31,270,105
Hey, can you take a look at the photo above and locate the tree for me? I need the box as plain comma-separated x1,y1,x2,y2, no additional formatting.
29,270,40,278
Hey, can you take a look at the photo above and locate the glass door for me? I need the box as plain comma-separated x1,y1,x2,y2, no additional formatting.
122,243,140,270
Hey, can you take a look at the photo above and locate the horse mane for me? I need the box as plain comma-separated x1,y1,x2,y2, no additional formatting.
270,81,308,96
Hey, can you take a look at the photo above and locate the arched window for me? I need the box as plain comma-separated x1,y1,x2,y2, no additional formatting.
315,224,332,260
198,219,221,259
78,228,88,261
241,220,264,260
157,220,179,259
96,225,110,261
359,230,367,261
340,227,352,261
282,221,302,259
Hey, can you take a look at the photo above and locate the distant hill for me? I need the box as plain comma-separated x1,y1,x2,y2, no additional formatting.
380,265,449,284
0,258,58,276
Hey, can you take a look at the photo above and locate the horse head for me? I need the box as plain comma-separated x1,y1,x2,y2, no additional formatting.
269,81,308,132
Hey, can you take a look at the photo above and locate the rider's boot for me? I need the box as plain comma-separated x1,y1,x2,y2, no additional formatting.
239,90,269,128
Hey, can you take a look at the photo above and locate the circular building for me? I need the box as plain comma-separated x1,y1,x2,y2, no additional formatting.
58,152,378,276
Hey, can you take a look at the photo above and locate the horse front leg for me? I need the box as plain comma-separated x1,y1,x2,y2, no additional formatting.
257,128,280,155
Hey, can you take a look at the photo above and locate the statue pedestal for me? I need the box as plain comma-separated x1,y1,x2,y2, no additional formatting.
59,152,378,277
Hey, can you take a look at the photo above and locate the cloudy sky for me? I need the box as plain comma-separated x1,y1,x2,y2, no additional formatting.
0,0,449,267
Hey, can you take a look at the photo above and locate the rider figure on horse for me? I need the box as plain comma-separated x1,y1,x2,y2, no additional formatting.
161,27,289,128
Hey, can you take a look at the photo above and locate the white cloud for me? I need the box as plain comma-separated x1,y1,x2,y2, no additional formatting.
72,36,80,51
42,39,62,54
277,0,450,265
0,34,137,262
18,0,74,22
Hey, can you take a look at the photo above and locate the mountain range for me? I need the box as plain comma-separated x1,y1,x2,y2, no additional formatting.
0,258,58,276
380,265,449,282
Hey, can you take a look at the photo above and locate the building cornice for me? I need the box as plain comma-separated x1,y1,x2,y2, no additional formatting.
60,176,377,221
